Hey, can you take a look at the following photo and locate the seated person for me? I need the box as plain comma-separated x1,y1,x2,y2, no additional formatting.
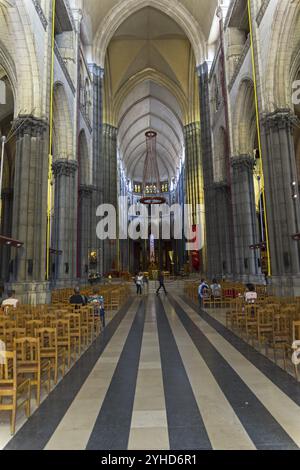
88,288,105,328
69,286,87,307
244,283,257,304
1,290,19,313
210,279,222,298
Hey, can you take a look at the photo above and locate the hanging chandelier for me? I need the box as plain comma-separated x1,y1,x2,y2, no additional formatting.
140,131,166,205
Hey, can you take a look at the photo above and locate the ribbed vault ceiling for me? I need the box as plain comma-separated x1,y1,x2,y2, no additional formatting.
82,0,217,40
118,80,184,181
103,5,201,181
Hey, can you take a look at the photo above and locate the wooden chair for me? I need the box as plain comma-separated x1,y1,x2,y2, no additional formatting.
26,320,43,337
0,350,31,435
35,328,66,384
52,319,72,368
14,337,51,406
245,304,259,343
257,307,274,354
79,309,91,347
0,320,17,336
16,313,33,328
227,299,245,332
270,311,291,366
41,313,57,327
65,313,82,359
2,328,26,351
110,294,120,311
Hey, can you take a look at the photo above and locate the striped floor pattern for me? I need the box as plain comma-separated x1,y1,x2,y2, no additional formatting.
2,294,300,450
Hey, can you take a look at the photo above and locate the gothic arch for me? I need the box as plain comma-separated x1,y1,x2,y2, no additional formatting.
0,41,17,107
232,79,256,156
93,0,206,68
264,0,300,111
0,0,41,116
52,83,74,160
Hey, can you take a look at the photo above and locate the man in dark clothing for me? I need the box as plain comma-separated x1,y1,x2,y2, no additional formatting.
156,272,167,295
69,286,87,306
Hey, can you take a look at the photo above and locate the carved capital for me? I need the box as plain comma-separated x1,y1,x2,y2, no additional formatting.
231,155,256,171
103,124,117,140
261,109,298,135
13,115,48,138
89,63,104,79
79,184,94,198
1,187,13,200
212,181,229,193
52,159,78,178
184,122,201,138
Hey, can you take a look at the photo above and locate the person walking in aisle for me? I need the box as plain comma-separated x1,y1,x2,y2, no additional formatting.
156,271,167,295
136,272,144,295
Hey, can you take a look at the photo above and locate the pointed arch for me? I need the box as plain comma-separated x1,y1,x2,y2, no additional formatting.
232,79,256,156
93,0,206,68
52,83,74,160
264,1,300,110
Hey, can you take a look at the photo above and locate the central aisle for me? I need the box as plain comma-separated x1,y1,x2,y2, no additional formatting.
4,294,300,450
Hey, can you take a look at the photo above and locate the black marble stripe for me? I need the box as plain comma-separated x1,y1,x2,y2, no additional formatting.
5,298,135,451
86,299,146,450
182,295,300,407
169,296,298,450
156,296,212,450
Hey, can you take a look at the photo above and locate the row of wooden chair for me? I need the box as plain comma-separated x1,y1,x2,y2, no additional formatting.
0,282,131,434
51,283,130,305
0,305,103,435
225,300,300,376
184,282,300,380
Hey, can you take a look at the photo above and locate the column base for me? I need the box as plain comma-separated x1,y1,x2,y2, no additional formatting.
232,274,266,285
5,282,51,305
268,275,300,297
52,279,79,290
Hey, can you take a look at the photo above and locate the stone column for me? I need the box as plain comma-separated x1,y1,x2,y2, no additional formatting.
184,121,206,272
52,159,78,287
212,182,234,279
89,64,104,276
261,109,300,294
102,124,118,273
8,116,50,304
231,155,263,282
78,184,93,281
198,63,234,278
0,188,13,282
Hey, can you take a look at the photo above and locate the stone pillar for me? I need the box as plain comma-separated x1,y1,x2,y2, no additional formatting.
89,64,104,276
78,184,93,281
102,124,118,273
0,188,13,282
8,116,50,304
231,155,263,282
198,63,231,278
52,159,78,287
184,122,206,273
212,182,234,279
261,109,300,294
